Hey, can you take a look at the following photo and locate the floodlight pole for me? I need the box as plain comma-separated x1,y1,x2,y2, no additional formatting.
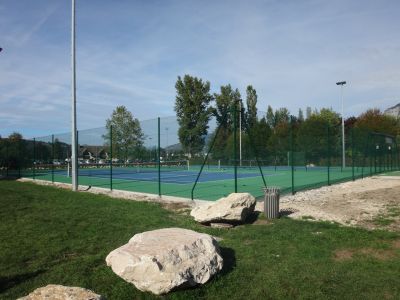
239,100,242,167
336,81,346,170
71,0,78,191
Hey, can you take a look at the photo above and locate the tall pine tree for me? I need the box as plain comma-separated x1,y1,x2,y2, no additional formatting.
211,85,241,159
174,75,213,157
245,85,258,129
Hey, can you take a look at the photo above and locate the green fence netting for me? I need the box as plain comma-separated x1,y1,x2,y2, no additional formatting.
1,111,399,201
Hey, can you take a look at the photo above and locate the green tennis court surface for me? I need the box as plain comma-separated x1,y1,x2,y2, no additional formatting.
21,165,374,201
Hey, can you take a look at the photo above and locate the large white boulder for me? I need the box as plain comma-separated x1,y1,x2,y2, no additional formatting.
105,228,223,295
191,193,256,224
17,284,103,300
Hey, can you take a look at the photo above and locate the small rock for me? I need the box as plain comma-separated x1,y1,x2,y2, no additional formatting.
210,223,234,229
17,284,104,300
191,193,256,223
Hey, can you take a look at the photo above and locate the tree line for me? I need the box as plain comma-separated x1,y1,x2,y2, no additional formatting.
1,74,399,168
174,74,400,165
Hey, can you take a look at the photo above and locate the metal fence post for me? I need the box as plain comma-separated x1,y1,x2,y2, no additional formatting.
33,138,36,179
110,125,113,191
290,116,294,195
327,124,330,186
5,139,9,177
374,136,377,174
351,128,355,180
158,117,161,196
233,101,238,193
51,134,55,183
76,130,79,185
18,138,21,178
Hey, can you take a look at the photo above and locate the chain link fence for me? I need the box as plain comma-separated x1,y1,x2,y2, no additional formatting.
1,112,399,201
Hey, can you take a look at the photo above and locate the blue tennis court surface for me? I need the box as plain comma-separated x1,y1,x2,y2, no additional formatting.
54,168,276,184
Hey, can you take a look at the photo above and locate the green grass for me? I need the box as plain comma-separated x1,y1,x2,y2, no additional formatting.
1,180,400,299
382,171,400,176
373,205,400,226
20,165,379,201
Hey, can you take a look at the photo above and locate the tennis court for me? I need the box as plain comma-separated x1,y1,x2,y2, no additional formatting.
3,114,399,201
22,163,370,200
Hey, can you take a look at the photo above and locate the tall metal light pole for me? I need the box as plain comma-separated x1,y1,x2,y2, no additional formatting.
71,0,78,191
336,81,346,169
239,100,242,167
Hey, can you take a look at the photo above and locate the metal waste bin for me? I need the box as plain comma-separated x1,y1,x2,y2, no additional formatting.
263,187,280,219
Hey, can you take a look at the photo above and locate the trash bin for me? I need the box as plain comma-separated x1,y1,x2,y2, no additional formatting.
263,187,280,219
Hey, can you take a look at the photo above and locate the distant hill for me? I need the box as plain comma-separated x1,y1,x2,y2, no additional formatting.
384,103,400,118
165,143,182,151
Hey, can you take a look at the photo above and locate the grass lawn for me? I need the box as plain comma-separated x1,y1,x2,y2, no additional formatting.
1,180,400,299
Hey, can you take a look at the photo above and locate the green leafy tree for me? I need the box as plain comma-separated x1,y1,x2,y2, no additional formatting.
247,116,271,159
245,85,258,129
105,106,144,162
209,85,241,159
306,106,312,119
267,121,291,165
4,132,27,169
355,109,399,136
298,108,304,122
274,107,290,125
266,105,275,128
296,116,330,164
213,84,240,129
53,138,65,161
174,75,213,157
318,108,340,126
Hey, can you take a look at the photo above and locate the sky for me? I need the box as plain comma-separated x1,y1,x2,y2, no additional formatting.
1,0,400,139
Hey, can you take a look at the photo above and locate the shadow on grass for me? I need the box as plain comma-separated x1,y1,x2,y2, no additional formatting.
245,211,260,224
219,246,236,277
0,176,20,181
0,269,46,293
279,208,298,217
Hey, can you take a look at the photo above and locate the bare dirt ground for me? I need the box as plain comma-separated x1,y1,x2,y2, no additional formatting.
255,176,400,231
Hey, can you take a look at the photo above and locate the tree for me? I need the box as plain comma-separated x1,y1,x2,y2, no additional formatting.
266,105,275,128
105,106,144,162
274,107,290,125
210,85,241,159
345,116,357,133
355,109,399,136
245,85,258,129
174,75,213,157
298,108,304,122
9,132,23,141
306,106,312,119
213,84,239,128
296,115,330,164
318,108,340,126
267,121,291,165
4,132,26,169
